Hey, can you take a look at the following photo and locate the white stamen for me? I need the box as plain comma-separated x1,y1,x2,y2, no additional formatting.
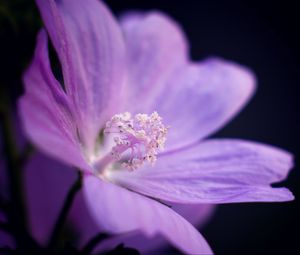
104,111,168,171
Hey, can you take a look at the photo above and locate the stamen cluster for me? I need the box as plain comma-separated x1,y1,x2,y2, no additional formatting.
104,112,168,171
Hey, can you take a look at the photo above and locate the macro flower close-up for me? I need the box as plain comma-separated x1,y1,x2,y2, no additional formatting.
0,0,299,254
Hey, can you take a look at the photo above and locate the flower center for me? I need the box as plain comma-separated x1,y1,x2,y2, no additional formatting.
101,111,168,171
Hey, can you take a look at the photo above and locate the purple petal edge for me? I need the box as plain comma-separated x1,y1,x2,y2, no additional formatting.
83,175,213,255
108,139,294,204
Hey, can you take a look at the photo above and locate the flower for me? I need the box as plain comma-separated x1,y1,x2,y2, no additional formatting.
23,153,215,254
0,126,213,254
18,0,294,254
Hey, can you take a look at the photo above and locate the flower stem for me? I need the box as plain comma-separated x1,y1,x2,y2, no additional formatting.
18,143,35,167
80,233,110,255
48,170,83,252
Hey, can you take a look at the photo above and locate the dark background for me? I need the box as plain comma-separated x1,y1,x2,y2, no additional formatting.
1,0,299,254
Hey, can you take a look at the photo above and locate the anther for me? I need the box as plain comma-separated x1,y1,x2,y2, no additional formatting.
104,111,168,171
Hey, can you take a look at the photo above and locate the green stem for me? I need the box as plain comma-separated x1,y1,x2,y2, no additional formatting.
48,171,83,252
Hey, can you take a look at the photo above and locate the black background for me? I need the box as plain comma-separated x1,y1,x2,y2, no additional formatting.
1,0,299,254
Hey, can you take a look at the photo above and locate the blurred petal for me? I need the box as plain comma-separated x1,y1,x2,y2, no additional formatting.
0,153,14,248
24,152,76,245
35,0,127,151
19,30,89,170
120,11,188,112
0,150,8,200
149,58,256,150
120,12,255,149
83,176,213,255
0,212,15,249
108,139,294,204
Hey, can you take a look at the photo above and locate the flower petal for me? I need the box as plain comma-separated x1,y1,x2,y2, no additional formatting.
83,175,213,255
148,58,256,150
108,139,294,204
69,183,214,254
35,0,127,151
120,203,215,254
19,30,89,170
0,213,15,249
24,152,77,245
120,11,188,112
0,153,15,248
0,147,9,201
172,203,215,227
121,12,255,149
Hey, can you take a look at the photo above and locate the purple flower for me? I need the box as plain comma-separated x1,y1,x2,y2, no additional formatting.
22,152,214,254
0,129,214,253
18,0,294,254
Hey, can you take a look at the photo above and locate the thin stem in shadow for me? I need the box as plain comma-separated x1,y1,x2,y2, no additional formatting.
48,170,83,252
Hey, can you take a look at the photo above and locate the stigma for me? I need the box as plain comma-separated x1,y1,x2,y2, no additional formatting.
104,111,168,171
